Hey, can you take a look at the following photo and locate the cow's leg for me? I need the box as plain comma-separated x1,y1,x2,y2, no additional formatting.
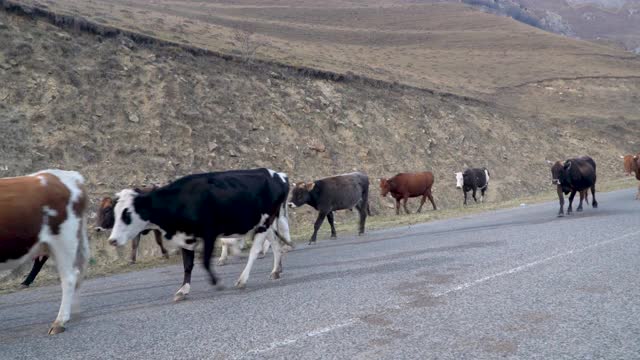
417,195,426,213
427,190,437,210
577,191,585,212
481,187,487,203
201,236,220,287
260,238,271,257
309,211,327,244
175,249,194,302
326,211,337,238
217,241,230,266
463,190,468,206
472,188,478,203
130,234,141,264
557,187,565,217
402,197,410,214
567,190,577,215
356,203,367,235
395,198,401,215
591,185,598,208
21,256,48,288
269,233,283,280
236,230,269,288
47,239,79,335
154,230,169,259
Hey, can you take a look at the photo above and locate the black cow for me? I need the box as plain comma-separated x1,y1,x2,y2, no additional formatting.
455,168,490,205
289,172,370,244
547,156,598,217
108,168,293,301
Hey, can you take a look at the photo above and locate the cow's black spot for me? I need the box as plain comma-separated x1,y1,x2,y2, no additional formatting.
185,238,196,245
122,208,132,225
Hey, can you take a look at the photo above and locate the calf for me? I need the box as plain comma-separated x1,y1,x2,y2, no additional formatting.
621,154,634,176
455,168,490,205
379,172,436,215
547,156,598,217
108,168,293,301
0,170,89,334
289,172,370,244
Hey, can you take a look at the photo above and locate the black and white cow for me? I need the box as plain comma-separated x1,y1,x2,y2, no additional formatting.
455,168,490,205
108,168,293,301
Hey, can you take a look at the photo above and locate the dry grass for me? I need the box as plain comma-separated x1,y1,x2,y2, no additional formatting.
15,0,640,101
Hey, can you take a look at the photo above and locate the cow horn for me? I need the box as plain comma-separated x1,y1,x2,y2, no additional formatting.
620,155,625,159
306,182,315,191
564,160,572,170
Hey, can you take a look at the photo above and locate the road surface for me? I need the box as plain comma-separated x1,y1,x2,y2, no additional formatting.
1,189,639,359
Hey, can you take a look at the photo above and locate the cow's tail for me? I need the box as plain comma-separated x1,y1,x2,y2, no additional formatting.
274,200,294,248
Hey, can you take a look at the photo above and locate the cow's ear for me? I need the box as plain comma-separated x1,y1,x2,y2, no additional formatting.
305,182,315,191
564,161,572,170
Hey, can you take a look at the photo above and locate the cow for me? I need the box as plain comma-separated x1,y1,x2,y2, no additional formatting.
216,233,274,266
107,168,293,301
94,189,169,264
455,168,490,205
18,188,169,288
379,172,437,215
289,172,370,244
546,156,598,217
633,154,640,200
621,154,634,176
0,170,89,334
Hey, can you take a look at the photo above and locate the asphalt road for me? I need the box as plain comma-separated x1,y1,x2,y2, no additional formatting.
1,188,640,359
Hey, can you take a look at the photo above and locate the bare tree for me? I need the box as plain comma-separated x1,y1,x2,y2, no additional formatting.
233,29,262,64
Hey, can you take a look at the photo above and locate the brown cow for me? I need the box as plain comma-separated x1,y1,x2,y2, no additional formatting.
0,170,89,335
380,172,437,215
621,154,634,176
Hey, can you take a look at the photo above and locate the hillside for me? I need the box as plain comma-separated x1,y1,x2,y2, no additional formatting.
0,1,639,269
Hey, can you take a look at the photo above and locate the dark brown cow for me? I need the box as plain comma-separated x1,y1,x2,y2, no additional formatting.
547,156,598,217
379,172,437,215
95,186,168,264
289,172,370,244
621,154,634,176
0,170,89,335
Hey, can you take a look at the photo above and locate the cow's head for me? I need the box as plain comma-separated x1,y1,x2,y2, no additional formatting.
455,172,464,189
379,178,391,197
95,197,115,232
108,189,151,247
547,160,566,185
289,182,315,208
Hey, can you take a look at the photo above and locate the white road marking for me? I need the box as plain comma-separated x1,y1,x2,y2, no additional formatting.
243,230,640,357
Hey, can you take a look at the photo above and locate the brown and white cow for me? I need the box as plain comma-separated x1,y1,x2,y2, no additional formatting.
380,172,437,215
0,170,89,334
621,154,634,176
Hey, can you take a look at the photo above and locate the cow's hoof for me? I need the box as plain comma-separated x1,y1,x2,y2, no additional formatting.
358,232,365,236
330,235,337,239
215,283,225,291
308,241,316,245
557,213,564,218
19,284,29,289
163,253,170,259
128,261,136,265
235,280,246,289
270,272,281,280
592,203,598,209
48,324,65,335
174,292,187,302
216,260,226,266
258,253,266,259
577,208,583,212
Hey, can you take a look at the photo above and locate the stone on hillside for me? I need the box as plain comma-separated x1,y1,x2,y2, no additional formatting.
128,113,140,123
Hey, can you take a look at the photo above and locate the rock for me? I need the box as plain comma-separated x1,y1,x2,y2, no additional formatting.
208,141,218,152
128,113,140,123
269,71,284,80
238,145,250,153
0,63,11,70
229,150,238,157
55,32,71,41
